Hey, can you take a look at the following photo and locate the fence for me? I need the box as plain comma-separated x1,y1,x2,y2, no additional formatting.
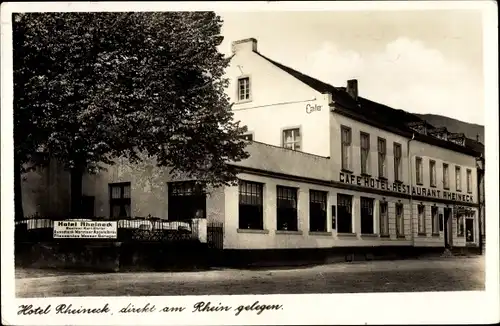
15,215,201,244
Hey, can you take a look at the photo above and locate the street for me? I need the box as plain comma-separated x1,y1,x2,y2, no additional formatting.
16,256,484,297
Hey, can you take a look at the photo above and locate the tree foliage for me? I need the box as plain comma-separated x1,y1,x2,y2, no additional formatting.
13,12,249,216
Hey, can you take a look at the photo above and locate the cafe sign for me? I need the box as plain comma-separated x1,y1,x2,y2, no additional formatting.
339,172,474,203
53,220,118,239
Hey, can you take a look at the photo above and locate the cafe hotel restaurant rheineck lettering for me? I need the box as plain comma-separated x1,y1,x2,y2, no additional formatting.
339,172,474,203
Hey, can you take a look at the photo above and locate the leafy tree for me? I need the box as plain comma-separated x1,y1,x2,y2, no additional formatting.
13,12,249,218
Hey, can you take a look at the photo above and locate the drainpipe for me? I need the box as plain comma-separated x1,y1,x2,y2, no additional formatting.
407,133,415,246
476,156,483,255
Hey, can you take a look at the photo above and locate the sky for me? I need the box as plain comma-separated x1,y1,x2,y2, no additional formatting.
218,10,485,125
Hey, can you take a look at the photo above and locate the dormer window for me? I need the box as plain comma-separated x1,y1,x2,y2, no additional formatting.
237,77,251,101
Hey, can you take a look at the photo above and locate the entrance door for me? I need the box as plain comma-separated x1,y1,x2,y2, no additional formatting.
443,208,452,248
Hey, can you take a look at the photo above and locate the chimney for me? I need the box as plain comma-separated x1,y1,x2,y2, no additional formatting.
231,38,258,54
476,134,480,142
347,79,358,100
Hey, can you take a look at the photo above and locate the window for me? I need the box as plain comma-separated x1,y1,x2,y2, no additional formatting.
237,77,250,101
431,206,439,234
360,132,370,174
168,181,206,221
456,166,462,191
418,205,426,234
379,201,389,236
415,157,423,185
467,169,472,193
337,194,353,233
429,160,436,187
378,137,386,178
457,214,465,237
309,190,327,232
443,163,450,189
239,180,263,230
394,143,402,181
465,217,474,242
240,133,253,141
341,126,352,171
282,128,301,151
396,203,404,236
109,182,131,218
360,197,374,234
276,186,298,231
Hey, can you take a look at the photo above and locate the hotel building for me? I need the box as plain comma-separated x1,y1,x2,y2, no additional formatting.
21,38,483,260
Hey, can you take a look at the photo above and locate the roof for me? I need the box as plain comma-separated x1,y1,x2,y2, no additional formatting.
254,51,481,157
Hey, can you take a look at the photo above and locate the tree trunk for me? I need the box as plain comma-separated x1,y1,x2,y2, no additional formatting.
70,167,84,217
14,155,24,220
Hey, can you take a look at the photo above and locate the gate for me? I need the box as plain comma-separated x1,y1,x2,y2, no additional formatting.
207,221,223,249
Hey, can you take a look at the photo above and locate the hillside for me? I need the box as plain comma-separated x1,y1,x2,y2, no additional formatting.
414,113,485,144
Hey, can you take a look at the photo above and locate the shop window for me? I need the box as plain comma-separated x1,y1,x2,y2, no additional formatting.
417,205,426,234
168,181,206,221
457,215,465,237
109,182,131,218
239,180,264,230
379,201,389,236
309,190,327,232
396,203,404,236
360,197,374,234
431,206,439,235
465,217,474,242
337,194,353,233
276,186,298,231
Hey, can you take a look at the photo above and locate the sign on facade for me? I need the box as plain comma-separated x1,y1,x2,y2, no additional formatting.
339,172,474,203
53,221,118,239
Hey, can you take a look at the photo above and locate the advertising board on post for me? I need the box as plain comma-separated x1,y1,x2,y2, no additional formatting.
53,220,118,239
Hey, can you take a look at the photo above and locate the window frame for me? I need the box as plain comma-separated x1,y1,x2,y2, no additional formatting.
377,137,387,178
429,160,436,187
379,201,389,237
341,126,352,171
276,185,299,231
455,166,462,192
238,180,264,230
466,169,472,194
396,203,404,237
431,206,439,235
417,204,426,235
337,194,353,233
282,127,302,151
237,76,251,102
393,142,402,182
360,197,375,235
360,132,371,175
415,157,423,185
309,190,328,232
168,181,206,221
443,163,450,189
109,182,132,218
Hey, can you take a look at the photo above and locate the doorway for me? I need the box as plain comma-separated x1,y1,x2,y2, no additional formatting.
443,208,452,248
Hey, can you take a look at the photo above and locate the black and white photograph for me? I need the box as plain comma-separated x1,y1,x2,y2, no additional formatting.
1,1,498,325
